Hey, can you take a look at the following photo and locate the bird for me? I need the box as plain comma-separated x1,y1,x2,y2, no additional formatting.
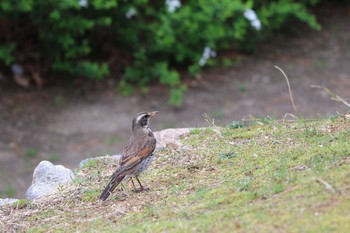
99,111,158,201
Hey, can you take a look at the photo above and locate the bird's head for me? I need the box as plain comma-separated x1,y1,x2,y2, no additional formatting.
132,111,159,133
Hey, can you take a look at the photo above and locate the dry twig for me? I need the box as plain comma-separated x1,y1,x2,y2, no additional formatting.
311,85,350,108
275,65,298,114
315,178,338,194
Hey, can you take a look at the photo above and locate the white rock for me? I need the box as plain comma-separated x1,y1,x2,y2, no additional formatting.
25,161,75,200
0,198,19,207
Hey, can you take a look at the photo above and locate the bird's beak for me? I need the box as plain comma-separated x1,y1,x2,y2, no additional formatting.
148,111,159,117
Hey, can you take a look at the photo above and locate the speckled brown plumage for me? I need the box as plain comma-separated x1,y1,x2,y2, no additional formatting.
99,111,158,201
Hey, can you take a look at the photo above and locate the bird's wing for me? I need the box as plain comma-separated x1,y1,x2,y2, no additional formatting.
119,137,156,166
117,146,155,174
121,147,154,170
119,136,136,166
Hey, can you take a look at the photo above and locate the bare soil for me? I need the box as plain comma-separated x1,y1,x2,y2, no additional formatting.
0,4,349,198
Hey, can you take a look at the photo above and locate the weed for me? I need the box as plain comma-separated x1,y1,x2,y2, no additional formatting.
236,177,253,192
54,95,64,107
104,135,119,146
219,152,237,160
0,185,16,198
210,110,225,119
82,159,98,169
314,58,327,70
162,122,177,129
117,80,134,97
49,152,60,162
24,148,38,159
227,120,246,129
250,115,277,126
81,189,99,202
238,83,246,93
13,199,31,209
190,128,202,135
222,58,233,67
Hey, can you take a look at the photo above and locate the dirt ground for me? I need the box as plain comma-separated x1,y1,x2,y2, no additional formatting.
1,5,349,198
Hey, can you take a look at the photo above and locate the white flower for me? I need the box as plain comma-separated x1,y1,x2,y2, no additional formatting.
126,7,137,19
244,9,261,30
251,20,261,30
78,0,88,8
244,9,257,21
199,47,216,67
166,0,181,13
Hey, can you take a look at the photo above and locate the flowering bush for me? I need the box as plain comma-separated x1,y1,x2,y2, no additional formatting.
0,0,322,105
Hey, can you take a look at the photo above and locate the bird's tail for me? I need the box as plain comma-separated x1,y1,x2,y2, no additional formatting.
99,175,126,201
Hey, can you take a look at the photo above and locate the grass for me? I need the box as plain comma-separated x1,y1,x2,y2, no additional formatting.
24,148,38,159
104,135,120,146
0,185,17,198
314,58,327,70
54,94,64,107
1,117,350,232
49,152,61,162
210,110,225,119
238,83,246,93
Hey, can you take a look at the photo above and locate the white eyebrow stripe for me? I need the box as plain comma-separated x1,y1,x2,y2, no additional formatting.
136,114,146,123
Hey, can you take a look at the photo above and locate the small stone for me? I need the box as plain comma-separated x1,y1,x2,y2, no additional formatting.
154,128,190,148
25,160,75,200
344,112,350,120
293,164,309,171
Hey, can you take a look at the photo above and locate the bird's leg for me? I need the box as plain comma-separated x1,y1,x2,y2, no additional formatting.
119,178,137,193
129,177,137,190
136,177,143,190
135,177,149,192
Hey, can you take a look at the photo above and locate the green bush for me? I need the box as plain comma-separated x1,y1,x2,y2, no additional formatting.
0,0,322,105
0,0,115,79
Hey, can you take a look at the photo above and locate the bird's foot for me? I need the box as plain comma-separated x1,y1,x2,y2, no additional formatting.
133,187,150,193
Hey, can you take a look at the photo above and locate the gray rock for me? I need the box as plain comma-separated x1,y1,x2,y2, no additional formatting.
0,198,19,207
25,160,75,200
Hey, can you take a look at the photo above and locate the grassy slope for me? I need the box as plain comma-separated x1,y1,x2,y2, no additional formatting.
1,118,350,232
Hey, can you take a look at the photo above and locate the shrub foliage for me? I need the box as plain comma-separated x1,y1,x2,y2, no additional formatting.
0,0,321,105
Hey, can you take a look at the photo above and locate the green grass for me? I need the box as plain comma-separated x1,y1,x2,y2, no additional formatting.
210,110,225,119
238,83,246,93
0,185,16,198
1,118,350,232
314,58,327,70
49,152,61,162
104,135,120,146
24,147,38,159
54,94,64,107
